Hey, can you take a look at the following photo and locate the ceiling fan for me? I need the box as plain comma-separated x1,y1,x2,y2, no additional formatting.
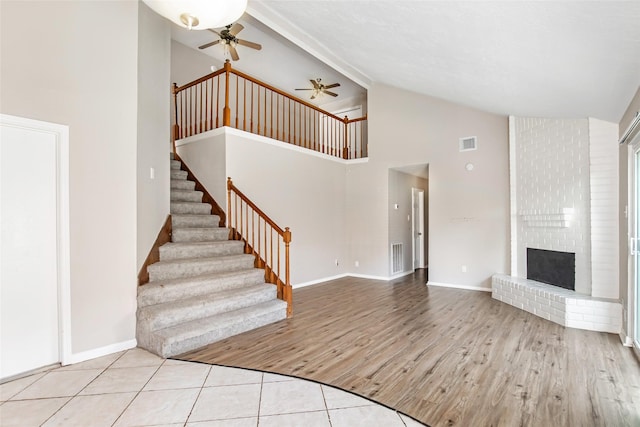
295,79,340,100
198,23,262,61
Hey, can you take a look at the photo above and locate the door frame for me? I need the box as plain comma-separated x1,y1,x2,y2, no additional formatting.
411,187,425,269
0,114,72,372
629,135,640,358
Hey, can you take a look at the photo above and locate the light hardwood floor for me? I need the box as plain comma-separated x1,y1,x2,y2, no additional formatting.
176,270,640,427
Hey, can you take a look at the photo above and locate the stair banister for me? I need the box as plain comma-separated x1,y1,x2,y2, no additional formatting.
227,177,292,317
172,60,368,160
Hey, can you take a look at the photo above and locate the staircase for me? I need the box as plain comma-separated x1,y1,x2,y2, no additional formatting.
136,158,288,358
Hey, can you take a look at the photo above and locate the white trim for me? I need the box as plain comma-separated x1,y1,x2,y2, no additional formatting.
176,127,369,165
67,339,137,366
619,330,633,347
293,274,348,289
619,110,640,145
0,114,72,368
293,271,416,289
427,281,492,292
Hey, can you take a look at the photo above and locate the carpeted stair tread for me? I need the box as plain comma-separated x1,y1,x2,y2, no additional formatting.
138,283,278,331
137,268,266,307
148,254,256,281
172,214,220,228
171,179,195,191
170,160,181,170
171,190,203,202
149,299,288,357
170,202,211,215
159,240,244,261
171,170,188,180
172,227,229,243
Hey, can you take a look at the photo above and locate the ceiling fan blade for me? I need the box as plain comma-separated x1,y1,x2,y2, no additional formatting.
199,39,221,49
323,90,339,97
310,94,316,100
295,88,313,91
236,39,262,50
323,83,341,89
310,79,322,89
229,23,244,36
229,45,240,61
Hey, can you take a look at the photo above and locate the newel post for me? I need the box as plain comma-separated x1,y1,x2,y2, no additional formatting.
284,227,292,317
172,83,180,154
342,115,349,160
223,60,231,127
226,177,233,236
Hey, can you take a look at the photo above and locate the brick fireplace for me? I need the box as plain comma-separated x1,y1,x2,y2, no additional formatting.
492,117,621,334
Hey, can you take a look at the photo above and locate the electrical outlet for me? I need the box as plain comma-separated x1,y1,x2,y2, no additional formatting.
335,259,339,266
355,261,359,267
150,167,155,179
461,265,467,273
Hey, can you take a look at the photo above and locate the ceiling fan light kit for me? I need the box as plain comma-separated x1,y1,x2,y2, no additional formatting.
143,0,247,30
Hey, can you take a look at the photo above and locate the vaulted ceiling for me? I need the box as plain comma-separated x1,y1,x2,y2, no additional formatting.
248,1,640,123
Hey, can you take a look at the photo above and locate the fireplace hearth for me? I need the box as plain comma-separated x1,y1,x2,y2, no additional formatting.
526,248,575,291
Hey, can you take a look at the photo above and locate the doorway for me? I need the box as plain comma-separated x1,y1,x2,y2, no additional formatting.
632,137,640,355
412,188,425,269
0,114,70,381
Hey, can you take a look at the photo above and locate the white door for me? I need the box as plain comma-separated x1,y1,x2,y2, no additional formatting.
1,116,68,379
412,188,425,269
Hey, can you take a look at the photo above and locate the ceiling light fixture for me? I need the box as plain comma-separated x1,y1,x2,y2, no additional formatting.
142,0,248,30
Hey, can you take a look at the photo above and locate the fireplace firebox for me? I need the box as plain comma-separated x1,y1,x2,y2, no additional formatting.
526,248,575,291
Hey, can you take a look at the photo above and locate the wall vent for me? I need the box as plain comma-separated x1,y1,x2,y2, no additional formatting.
459,136,477,152
391,243,403,274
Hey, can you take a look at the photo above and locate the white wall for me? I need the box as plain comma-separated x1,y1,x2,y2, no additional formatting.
0,1,138,355
137,2,171,270
355,83,509,287
513,118,592,294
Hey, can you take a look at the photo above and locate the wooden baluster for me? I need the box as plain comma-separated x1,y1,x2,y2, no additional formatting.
243,79,247,131
235,74,239,129
263,87,267,136
226,177,232,231
257,86,260,136
250,83,254,133
209,78,214,131
216,75,220,128
223,60,231,127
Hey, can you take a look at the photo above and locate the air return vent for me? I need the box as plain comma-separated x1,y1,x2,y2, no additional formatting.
459,136,477,152
391,243,403,274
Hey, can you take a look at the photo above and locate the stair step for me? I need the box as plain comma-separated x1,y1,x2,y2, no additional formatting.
160,240,244,261
172,227,229,243
148,254,255,281
138,283,277,331
137,268,266,307
171,179,196,191
170,202,211,215
171,160,181,170
171,190,203,202
142,299,288,358
171,170,188,180
172,214,220,229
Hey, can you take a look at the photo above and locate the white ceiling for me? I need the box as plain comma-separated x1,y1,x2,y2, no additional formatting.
246,0,640,123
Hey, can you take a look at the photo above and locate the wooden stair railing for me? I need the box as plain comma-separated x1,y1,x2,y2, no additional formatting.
173,60,367,160
227,177,292,317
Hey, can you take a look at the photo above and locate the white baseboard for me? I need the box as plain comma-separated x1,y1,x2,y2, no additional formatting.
619,330,634,347
66,339,137,366
293,274,349,289
427,281,492,292
293,270,417,289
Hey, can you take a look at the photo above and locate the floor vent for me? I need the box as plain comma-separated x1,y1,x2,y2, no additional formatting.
391,243,403,274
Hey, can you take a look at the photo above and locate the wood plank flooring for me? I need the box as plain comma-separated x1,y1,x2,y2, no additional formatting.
176,270,640,427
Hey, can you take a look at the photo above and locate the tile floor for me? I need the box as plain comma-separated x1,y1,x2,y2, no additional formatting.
0,348,425,427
